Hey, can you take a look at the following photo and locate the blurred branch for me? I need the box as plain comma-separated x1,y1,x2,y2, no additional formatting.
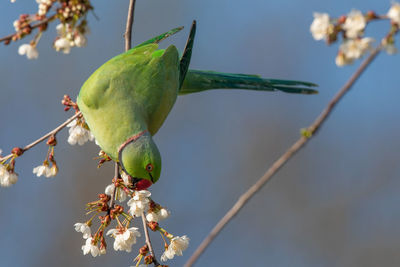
0,112,81,162
0,14,56,43
185,46,382,267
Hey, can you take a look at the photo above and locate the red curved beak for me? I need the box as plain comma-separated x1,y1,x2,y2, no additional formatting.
134,179,152,190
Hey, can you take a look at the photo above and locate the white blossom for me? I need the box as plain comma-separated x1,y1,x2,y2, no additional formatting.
343,10,366,38
127,190,151,217
146,208,170,222
0,165,18,187
33,165,49,177
54,37,71,54
36,0,52,4
105,184,127,202
10,0,16,3
106,227,141,253
383,39,398,55
67,119,94,146
33,163,57,178
74,33,87,47
13,20,20,31
310,13,333,41
339,37,374,59
335,52,353,67
74,222,91,239
36,0,51,15
56,23,64,34
82,237,100,257
37,4,48,16
18,44,39,60
121,171,131,185
160,208,170,218
388,2,400,25
48,165,58,177
161,235,190,262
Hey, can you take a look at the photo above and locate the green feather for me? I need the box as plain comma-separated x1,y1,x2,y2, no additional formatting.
179,20,196,88
136,26,184,48
180,70,318,95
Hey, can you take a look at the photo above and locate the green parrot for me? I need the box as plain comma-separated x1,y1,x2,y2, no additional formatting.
77,21,317,190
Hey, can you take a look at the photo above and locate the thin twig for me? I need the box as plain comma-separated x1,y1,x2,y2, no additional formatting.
0,112,81,162
124,0,136,51
0,14,57,43
141,212,160,266
109,162,119,210
184,47,382,267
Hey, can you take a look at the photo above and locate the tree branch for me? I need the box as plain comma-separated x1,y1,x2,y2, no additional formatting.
141,212,160,266
0,112,81,162
184,47,382,267
0,14,57,43
124,0,137,51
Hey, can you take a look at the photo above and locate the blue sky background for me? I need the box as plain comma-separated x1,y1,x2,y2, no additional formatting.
1,0,400,266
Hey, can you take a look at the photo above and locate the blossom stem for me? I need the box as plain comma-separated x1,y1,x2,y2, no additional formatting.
185,46,383,267
158,227,172,239
141,212,160,266
121,212,133,222
115,215,124,228
0,112,81,163
159,231,167,245
135,255,143,267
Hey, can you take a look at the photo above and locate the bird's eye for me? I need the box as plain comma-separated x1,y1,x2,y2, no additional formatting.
146,163,153,172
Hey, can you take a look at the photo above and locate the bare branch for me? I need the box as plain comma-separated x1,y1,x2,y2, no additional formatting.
124,0,137,51
0,112,81,162
184,46,382,267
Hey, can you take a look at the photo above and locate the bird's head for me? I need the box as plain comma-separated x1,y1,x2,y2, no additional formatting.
118,131,161,190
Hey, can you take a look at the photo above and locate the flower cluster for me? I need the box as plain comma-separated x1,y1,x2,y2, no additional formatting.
7,0,93,59
74,171,189,265
310,3,400,66
54,21,88,54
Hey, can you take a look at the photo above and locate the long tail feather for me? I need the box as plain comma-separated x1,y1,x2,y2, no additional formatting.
180,70,318,95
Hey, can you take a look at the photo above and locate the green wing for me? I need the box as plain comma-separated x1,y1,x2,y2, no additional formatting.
180,70,318,95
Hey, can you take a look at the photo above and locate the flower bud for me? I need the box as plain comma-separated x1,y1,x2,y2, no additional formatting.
11,147,23,156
